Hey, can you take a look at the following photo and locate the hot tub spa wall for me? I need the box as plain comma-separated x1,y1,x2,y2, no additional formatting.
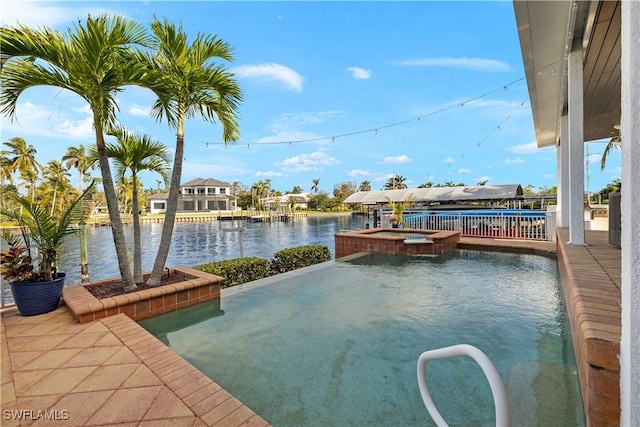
335,228,460,258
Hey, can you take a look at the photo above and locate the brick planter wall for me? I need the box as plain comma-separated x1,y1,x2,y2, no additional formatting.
63,266,223,323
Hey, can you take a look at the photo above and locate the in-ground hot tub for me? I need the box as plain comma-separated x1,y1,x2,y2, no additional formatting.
335,228,460,258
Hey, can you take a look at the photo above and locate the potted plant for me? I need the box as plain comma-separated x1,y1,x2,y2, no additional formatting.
385,195,413,228
0,183,93,316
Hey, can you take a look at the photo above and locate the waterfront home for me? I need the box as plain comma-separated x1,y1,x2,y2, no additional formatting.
259,192,312,211
148,177,237,214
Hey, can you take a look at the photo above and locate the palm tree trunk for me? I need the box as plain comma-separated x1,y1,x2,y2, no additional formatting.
50,186,57,216
131,173,143,284
95,126,136,291
147,118,184,286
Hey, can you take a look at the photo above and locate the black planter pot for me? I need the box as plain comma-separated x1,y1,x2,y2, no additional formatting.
10,273,66,316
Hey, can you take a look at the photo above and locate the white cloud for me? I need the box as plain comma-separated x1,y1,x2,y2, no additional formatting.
457,168,472,173
380,155,411,164
543,173,555,179
54,116,94,138
276,151,340,173
234,63,303,92
503,158,526,165
348,169,371,178
129,103,151,117
347,67,372,80
475,176,492,184
442,157,455,164
0,2,105,27
507,141,554,154
72,104,92,115
256,170,285,178
396,57,510,72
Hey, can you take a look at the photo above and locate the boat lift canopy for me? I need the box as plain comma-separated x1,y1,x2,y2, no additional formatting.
343,184,524,205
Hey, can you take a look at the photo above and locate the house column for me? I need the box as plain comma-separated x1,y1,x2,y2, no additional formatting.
558,115,570,228
620,1,640,424
567,49,585,245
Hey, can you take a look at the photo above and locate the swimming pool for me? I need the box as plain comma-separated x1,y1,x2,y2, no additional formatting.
139,250,584,426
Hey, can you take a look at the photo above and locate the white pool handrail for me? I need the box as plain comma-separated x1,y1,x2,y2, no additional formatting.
417,344,511,427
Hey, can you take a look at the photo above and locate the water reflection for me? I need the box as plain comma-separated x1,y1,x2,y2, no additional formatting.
59,215,363,285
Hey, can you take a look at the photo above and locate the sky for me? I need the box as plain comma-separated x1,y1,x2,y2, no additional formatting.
0,1,621,196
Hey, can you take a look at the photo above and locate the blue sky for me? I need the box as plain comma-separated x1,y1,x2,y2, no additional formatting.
1,1,621,195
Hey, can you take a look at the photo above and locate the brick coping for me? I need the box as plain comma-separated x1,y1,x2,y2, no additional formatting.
63,266,224,323
555,228,621,426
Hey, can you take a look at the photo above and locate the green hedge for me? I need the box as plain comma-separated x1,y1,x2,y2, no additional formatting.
194,245,331,288
195,257,271,288
270,245,332,274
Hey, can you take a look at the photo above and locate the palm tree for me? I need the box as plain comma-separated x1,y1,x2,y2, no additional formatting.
2,137,41,199
311,179,320,193
0,153,15,186
287,195,298,212
600,138,621,170
145,18,242,286
106,126,170,284
62,144,93,192
22,167,39,203
358,180,371,192
1,15,168,291
115,176,133,214
418,181,433,188
383,175,407,190
41,160,71,216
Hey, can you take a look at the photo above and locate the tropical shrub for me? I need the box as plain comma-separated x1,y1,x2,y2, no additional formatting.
195,245,332,288
270,245,331,274
195,257,271,288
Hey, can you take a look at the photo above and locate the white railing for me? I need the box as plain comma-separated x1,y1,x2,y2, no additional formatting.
417,344,511,427
396,210,552,241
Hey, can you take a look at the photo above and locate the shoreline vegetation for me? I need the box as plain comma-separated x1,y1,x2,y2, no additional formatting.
0,210,355,229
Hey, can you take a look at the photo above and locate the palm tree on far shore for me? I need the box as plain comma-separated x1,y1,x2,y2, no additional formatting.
41,160,71,216
1,15,169,291
383,175,407,190
63,144,93,192
2,137,41,200
145,18,242,286
311,179,320,193
105,127,170,284
358,180,371,192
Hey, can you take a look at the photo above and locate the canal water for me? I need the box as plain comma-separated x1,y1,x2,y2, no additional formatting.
57,214,366,285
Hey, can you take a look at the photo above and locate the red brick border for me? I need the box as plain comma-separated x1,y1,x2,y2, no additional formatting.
335,228,460,258
62,266,223,323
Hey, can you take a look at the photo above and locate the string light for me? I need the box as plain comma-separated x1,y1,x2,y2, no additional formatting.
473,96,529,148
191,77,526,148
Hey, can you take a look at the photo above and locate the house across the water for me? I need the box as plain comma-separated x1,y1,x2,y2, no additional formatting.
148,178,237,214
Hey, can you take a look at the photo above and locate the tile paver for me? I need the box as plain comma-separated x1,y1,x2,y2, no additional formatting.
1,308,268,426
1,232,620,426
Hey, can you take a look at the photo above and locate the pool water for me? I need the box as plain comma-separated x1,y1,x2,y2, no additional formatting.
140,250,585,426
